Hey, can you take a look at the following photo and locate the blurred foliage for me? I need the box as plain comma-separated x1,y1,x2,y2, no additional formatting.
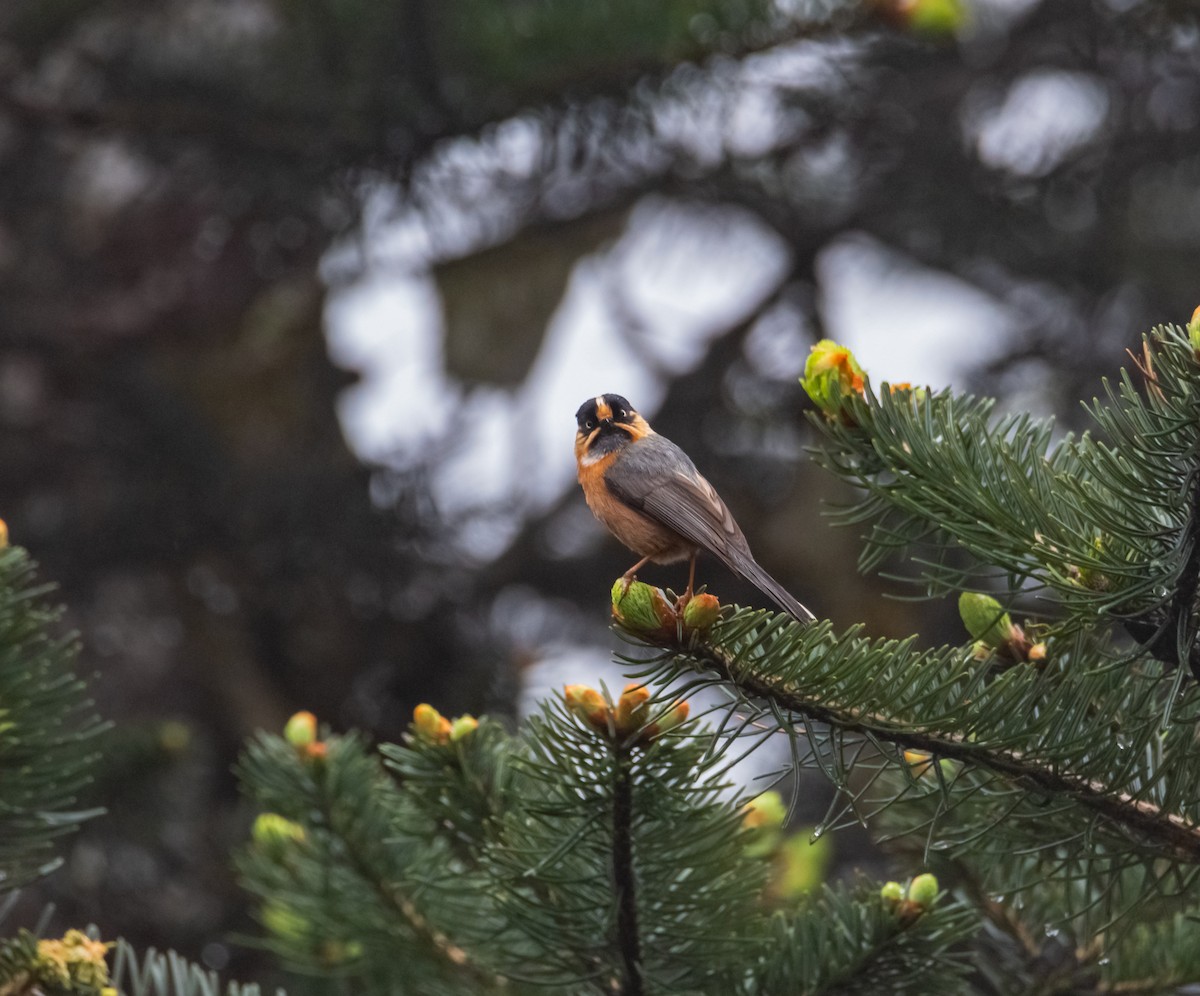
0,546,103,890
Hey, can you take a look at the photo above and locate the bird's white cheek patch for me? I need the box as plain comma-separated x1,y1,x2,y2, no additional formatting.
580,449,608,467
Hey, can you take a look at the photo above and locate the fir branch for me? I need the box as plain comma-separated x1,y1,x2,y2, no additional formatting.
740,880,977,995
111,942,276,996
309,761,495,988
0,546,105,890
808,327,1200,658
639,620,1200,865
236,732,502,992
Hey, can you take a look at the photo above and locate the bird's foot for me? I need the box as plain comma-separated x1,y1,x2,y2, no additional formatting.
674,587,694,613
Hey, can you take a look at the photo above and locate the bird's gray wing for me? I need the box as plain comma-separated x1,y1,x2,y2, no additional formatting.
603,434,749,561
606,433,815,622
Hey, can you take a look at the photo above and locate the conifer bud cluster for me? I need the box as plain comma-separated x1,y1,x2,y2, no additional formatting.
610,580,722,638
410,704,478,745
31,930,115,995
563,682,689,746
801,340,867,420
958,592,1046,666
880,873,940,924
284,710,327,762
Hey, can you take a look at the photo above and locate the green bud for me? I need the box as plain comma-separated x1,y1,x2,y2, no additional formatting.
773,831,831,897
320,940,364,966
252,813,306,860
742,790,787,831
449,715,479,741
880,881,904,904
907,0,964,35
682,593,721,630
1188,306,1200,354
284,711,317,747
958,592,1013,647
158,720,191,754
611,579,675,632
741,791,788,859
261,901,310,942
907,873,939,908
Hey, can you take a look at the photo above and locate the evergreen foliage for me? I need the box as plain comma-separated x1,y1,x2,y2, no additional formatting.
230,325,1200,992
109,942,279,996
235,699,976,994
10,325,1200,992
0,549,276,996
0,544,104,890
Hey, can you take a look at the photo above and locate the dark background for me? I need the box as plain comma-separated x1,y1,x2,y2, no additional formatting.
2,0,1198,979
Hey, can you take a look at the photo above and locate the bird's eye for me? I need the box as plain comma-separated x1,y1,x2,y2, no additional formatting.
619,409,627,417
585,420,595,430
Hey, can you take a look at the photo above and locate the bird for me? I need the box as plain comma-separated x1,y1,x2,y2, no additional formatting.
574,393,814,623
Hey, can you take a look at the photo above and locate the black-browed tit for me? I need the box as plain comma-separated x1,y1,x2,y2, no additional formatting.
574,394,814,622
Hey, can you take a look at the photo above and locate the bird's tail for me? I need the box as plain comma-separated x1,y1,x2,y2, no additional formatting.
729,555,816,624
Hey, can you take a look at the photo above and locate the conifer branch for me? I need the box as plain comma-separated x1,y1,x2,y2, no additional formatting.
610,747,642,996
310,759,499,989
663,632,1200,864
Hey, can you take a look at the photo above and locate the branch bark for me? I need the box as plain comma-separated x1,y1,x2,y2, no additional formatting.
611,747,643,996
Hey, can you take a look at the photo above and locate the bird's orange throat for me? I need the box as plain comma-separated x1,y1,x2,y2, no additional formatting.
576,445,619,484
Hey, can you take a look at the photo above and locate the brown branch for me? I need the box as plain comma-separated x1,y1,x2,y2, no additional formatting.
611,746,643,996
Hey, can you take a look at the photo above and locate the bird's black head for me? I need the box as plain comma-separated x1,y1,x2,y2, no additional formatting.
575,394,635,432
574,394,650,460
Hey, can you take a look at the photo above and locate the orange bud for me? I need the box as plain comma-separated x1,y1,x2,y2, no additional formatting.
0,518,8,548
564,684,610,730
904,749,934,778
646,700,689,738
413,704,452,743
801,339,867,417
614,683,651,735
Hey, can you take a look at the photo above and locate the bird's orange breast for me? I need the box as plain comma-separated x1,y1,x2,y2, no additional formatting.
576,447,621,513
577,447,690,562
